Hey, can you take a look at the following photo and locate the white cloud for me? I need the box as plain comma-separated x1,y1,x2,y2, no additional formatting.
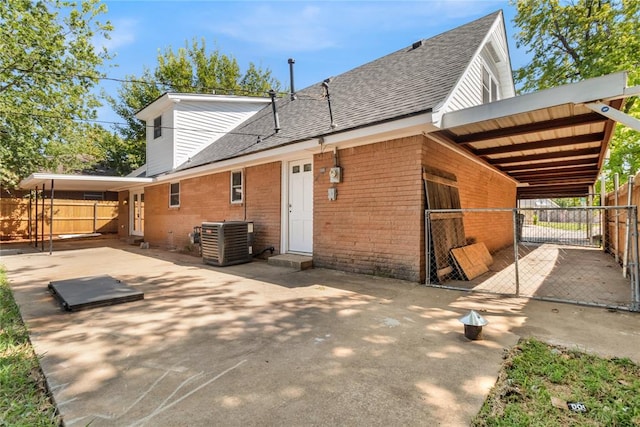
100,18,138,52
210,4,338,53
201,1,506,54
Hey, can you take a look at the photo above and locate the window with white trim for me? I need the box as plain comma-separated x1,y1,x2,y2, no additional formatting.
231,171,243,203
482,67,498,103
153,116,162,139
169,182,180,207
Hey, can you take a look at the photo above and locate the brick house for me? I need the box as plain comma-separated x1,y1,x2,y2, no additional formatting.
19,10,635,282
125,11,515,282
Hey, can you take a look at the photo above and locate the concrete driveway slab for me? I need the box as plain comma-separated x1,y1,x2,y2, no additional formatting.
2,240,639,426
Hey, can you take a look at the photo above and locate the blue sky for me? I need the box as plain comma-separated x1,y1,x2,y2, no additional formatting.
95,0,530,125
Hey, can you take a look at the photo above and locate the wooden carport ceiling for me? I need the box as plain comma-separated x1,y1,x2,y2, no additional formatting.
434,100,621,199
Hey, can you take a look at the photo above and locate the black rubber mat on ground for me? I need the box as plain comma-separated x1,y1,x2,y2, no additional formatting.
48,275,144,312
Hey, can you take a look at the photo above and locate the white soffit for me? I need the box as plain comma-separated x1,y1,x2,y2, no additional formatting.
439,72,628,129
19,173,153,192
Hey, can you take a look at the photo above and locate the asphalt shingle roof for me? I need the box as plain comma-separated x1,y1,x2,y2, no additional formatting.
178,11,500,171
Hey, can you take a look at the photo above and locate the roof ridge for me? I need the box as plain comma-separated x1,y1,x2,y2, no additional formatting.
178,10,505,171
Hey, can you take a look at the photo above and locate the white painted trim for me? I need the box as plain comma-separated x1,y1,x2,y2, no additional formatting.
280,161,288,254
281,156,314,255
154,112,436,185
129,187,145,237
169,181,180,208
230,170,243,204
18,173,153,191
136,92,271,121
440,72,629,129
318,112,437,148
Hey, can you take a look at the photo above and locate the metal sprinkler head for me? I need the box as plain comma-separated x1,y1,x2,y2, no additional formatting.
459,310,488,340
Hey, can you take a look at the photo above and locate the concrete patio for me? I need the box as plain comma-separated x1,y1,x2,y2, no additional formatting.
2,239,639,426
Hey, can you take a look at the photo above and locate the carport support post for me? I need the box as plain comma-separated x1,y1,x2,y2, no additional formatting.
614,173,620,263
425,211,432,285
93,202,98,233
623,176,635,278
41,183,45,252
587,186,593,244
49,179,54,255
513,209,520,296
34,187,39,248
601,175,606,251
631,206,640,312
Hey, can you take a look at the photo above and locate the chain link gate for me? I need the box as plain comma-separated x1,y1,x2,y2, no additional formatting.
425,207,640,311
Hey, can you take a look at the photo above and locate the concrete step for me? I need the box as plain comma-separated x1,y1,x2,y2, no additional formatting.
267,254,313,270
121,236,144,245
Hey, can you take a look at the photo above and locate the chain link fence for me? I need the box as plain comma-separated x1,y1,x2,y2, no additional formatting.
425,207,640,311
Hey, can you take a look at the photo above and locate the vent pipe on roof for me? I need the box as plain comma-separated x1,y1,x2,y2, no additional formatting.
268,89,281,133
412,40,423,50
288,58,296,101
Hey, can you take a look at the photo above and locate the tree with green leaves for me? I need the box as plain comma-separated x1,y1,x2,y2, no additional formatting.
0,0,113,188
512,0,640,184
109,38,281,162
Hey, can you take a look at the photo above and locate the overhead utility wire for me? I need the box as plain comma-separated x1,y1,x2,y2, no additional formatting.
7,66,285,98
0,109,265,138
7,67,336,101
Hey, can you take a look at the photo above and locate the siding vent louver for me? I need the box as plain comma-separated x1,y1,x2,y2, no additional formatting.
201,221,253,266
486,42,501,63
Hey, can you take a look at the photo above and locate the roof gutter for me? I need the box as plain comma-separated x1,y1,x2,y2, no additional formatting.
156,111,437,184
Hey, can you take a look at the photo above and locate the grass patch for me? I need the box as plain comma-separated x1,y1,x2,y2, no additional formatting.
0,266,60,425
473,337,640,426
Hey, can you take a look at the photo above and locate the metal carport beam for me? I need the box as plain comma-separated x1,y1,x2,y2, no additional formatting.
585,102,640,132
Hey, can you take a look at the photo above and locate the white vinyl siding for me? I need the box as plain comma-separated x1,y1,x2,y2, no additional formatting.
437,15,515,118
443,56,484,113
141,95,269,176
146,111,174,177
173,101,269,169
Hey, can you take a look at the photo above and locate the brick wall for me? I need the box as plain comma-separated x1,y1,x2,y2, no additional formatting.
313,135,515,282
138,135,514,281
314,136,425,282
142,162,281,253
245,162,282,255
422,136,516,253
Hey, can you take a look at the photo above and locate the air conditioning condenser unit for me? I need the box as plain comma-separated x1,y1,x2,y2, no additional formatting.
201,221,253,267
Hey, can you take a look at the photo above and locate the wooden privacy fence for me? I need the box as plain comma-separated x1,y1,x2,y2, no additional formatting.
1,198,119,240
604,173,640,265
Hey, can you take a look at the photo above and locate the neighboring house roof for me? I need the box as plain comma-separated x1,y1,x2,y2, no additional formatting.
178,11,502,171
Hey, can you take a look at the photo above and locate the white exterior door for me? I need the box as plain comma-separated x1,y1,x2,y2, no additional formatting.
288,159,313,253
130,190,144,236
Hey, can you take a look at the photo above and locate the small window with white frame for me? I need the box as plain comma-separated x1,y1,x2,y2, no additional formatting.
169,182,180,207
231,170,243,203
153,115,162,139
482,67,498,104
